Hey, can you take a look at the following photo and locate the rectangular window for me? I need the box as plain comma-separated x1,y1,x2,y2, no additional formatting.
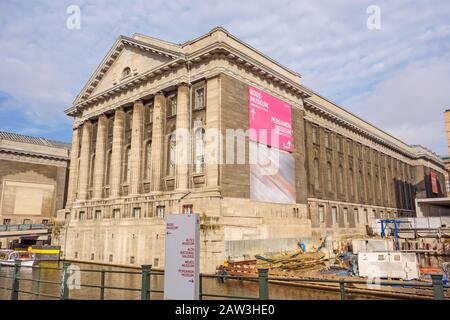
130,256,135,264
343,208,348,225
112,209,120,220
91,253,95,261
95,210,102,220
325,131,330,148
364,209,369,224
3,219,11,225
154,258,159,267
354,208,359,224
79,211,86,220
182,204,193,214
109,254,113,262
133,207,141,219
23,219,31,225
312,125,319,144
65,212,70,221
145,103,153,124
194,87,205,110
336,136,343,153
332,207,338,225
318,205,325,223
169,95,177,116
74,252,78,259
156,205,165,218
42,219,49,225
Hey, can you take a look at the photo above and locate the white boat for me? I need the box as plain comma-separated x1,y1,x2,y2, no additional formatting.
0,250,36,267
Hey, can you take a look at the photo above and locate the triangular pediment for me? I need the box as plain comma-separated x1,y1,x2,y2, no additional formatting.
74,36,181,104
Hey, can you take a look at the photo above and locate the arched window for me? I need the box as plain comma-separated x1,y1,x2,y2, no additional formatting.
145,141,152,180
168,132,176,176
194,127,205,174
122,67,131,78
327,162,333,193
338,165,344,194
313,158,320,190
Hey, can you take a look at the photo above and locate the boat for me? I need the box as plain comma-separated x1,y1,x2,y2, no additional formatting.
0,250,36,267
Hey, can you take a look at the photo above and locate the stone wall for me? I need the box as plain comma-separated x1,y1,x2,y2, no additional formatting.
0,159,68,224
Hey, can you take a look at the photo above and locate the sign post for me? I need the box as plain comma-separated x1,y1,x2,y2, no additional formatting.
164,213,200,300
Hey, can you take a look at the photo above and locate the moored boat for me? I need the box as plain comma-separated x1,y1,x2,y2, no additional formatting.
0,250,36,267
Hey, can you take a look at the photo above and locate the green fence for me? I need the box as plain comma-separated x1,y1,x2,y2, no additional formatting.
0,261,448,300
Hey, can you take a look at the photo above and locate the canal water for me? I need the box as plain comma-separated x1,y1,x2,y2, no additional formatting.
0,261,379,300
0,254,447,300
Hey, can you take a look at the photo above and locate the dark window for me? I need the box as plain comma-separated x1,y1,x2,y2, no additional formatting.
314,158,320,190
312,125,319,144
156,206,165,218
122,67,131,78
182,204,193,214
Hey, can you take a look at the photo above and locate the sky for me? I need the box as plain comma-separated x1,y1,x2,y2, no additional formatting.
0,0,449,155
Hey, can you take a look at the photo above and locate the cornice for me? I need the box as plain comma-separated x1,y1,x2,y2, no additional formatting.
303,100,444,170
73,36,182,106
66,43,312,118
0,149,69,167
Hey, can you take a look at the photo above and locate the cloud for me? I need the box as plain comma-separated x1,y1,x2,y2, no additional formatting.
0,0,449,152
344,59,450,156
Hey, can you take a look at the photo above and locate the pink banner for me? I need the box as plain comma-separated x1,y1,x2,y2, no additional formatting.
248,86,293,152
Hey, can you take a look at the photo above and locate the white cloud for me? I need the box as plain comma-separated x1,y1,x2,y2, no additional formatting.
0,0,449,151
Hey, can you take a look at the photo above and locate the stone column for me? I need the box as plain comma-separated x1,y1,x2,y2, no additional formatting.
205,76,220,187
151,94,165,192
92,115,107,199
175,84,190,191
130,100,144,195
110,108,125,197
77,121,92,200
66,126,80,205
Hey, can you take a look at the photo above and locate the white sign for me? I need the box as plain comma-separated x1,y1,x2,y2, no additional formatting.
164,213,200,300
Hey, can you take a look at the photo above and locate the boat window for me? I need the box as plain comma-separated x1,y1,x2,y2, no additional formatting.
0,251,10,259
378,255,385,261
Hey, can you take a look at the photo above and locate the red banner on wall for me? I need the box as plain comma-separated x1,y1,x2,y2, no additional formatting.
248,86,293,152
430,171,438,194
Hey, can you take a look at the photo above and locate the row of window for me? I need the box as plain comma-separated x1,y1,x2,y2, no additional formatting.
82,117,206,198
314,205,396,227
311,124,416,181
74,250,160,267
2,219,49,225
74,204,194,221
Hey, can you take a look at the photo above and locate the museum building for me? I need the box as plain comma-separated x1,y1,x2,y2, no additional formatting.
58,27,445,272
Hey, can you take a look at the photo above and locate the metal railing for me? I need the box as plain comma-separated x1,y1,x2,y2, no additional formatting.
0,261,448,300
0,224,49,232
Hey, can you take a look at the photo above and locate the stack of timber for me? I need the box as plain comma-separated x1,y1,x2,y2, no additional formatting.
224,250,327,277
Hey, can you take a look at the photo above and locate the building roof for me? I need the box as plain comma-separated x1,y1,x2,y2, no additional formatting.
0,131,70,150
0,130,71,162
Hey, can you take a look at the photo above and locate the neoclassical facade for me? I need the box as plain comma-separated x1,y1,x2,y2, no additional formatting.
58,27,445,272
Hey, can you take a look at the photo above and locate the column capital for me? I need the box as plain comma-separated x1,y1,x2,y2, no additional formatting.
115,106,125,113
177,82,190,88
155,91,165,97
134,99,144,106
